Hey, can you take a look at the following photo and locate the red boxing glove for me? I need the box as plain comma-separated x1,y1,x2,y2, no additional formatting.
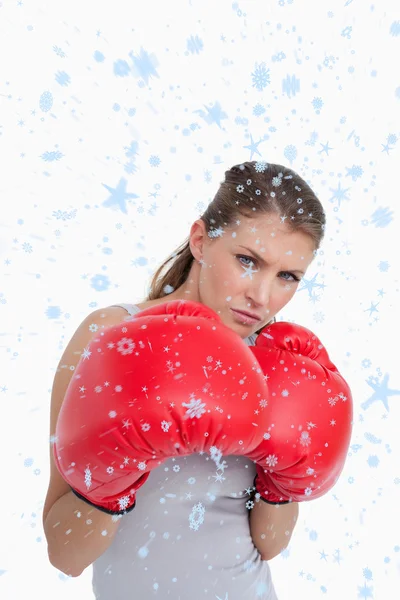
248,322,353,504
53,300,268,515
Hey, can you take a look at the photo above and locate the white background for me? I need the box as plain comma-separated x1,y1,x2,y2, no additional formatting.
0,0,399,598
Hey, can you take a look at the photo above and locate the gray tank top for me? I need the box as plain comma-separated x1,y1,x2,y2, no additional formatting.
91,303,278,600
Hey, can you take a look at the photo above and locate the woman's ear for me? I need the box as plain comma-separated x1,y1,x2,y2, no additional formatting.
189,219,208,262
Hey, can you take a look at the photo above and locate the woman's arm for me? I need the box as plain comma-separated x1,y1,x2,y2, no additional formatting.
43,306,129,576
43,490,122,577
249,498,299,561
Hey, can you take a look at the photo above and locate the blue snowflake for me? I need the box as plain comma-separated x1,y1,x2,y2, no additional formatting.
254,160,268,173
194,102,228,128
253,103,266,117
361,373,400,411
46,306,62,319
55,71,71,86
251,62,270,92
124,161,138,175
312,97,324,113
377,261,389,272
149,155,161,167
389,20,400,36
39,91,53,112
52,209,77,221
94,50,105,63
346,165,364,181
131,256,148,267
186,35,204,54
90,274,111,292
370,207,393,228
53,46,66,58
22,242,33,253
328,182,351,209
102,177,139,214
40,151,64,162
357,582,374,598
341,25,353,40
283,144,297,164
282,74,300,99
129,47,160,85
113,59,130,77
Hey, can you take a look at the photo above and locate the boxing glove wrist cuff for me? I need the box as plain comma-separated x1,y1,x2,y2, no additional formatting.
70,487,136,516
253,475,291,506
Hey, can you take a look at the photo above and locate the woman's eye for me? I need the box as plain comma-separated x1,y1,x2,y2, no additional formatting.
281,272,300,282
236,255,300,282
237,255,256,267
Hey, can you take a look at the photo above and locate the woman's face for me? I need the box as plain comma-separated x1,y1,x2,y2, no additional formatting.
188,214,316,338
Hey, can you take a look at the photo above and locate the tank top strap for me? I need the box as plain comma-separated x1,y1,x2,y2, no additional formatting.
244,333,257,347
111,303,142,317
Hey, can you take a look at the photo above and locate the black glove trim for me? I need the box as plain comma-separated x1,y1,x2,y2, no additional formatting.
258,496,291,506
70,487,136,515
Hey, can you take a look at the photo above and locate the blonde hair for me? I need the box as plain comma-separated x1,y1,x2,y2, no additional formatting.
145,160,326,333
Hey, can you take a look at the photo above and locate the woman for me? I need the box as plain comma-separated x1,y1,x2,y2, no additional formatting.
43,160,327,599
